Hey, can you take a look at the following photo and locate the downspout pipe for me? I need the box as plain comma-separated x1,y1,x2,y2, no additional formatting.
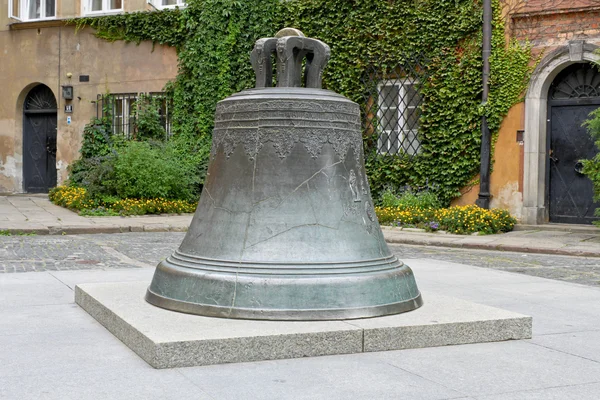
476,0,492,209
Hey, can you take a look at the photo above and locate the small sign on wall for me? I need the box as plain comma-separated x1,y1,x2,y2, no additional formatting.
67,116,71,125
65,105,73,113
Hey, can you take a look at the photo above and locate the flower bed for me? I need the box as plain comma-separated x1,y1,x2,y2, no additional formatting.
375,204,517,235
49,186,196,216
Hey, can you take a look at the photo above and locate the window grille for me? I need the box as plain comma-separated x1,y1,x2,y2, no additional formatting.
361,58,429,160
376,79,422,156
97,92,173,140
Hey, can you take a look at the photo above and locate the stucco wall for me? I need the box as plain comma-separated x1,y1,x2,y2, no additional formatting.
453,103,525,219
0,24,178,192
0,0,155,28
455,3,600,222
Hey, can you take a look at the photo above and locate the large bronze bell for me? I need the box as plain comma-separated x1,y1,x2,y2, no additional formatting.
146,30,423,320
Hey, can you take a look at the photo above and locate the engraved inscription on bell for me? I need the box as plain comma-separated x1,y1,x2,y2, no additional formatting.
146,30,423,320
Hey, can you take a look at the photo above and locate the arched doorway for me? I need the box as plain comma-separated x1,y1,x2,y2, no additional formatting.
522,41,600,224
23,84,57,193
547,63,600,224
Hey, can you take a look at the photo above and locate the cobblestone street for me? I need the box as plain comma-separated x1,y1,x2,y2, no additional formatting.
0,233,182,273
2,232,600,287
391,244,600,287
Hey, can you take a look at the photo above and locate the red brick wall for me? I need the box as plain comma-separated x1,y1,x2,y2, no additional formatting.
511,5,600,48
515,0,596,13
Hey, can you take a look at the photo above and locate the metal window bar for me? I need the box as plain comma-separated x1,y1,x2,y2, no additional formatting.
149,92,173,139
96,92,173,140
361,56,430,161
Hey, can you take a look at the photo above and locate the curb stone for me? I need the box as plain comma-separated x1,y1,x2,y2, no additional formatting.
3,221,600,258
384,235,600,258
1,225,189,236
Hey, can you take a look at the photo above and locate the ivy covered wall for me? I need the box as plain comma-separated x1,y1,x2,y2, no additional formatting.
74,0,532,204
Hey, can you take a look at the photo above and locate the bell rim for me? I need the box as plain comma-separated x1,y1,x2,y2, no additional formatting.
145,288,423,321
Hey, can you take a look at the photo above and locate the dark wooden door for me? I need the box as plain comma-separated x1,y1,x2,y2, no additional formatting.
23,85,57,193
548,63,600,224
549,104,600,224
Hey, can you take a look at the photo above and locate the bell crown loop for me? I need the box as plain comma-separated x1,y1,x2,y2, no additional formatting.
250,29,331,89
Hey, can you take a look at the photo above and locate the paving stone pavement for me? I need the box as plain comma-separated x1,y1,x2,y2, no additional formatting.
3,251,600,399
0,195,191,234
0,233,182,273
390,244,600,287
4,195,600,259
3,232,600,289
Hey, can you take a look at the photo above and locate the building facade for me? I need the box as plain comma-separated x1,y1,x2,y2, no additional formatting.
0,0,179,193
455,0,600,225
2,0,600,227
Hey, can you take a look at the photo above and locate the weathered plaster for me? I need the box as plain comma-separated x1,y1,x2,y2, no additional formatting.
0,23,178,192
493,181,523,220
453,102,525,219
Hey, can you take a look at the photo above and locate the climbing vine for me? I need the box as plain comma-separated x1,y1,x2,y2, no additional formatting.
74,8,187,48
71,0,533,204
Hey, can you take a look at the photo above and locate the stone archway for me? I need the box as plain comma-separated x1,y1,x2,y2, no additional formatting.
522,41,600,224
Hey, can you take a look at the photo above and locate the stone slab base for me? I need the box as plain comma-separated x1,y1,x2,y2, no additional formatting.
75,282,532,369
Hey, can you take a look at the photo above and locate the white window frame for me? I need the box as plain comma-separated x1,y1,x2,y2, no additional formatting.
150,0,186,10
8,0,22,21
377,78,422,156
82,0,123,16
112,95,135,138
9,0,57,21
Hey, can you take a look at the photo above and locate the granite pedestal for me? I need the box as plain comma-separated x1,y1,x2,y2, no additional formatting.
75,282,532,369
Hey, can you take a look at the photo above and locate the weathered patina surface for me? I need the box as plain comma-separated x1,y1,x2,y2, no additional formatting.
146,32,422,320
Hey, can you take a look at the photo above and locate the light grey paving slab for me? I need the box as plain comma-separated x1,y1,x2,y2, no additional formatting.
0,328,144,378
0,272,73,307
178,352,467,400
475,382,600,400
405,258,554,285
75,281,531,368
0,303,98,336
528,330,600,363
75,281,364,368
0,369,214,400
373,341,600,397
49,267,155,289
408,259,600,335
346,293,531,352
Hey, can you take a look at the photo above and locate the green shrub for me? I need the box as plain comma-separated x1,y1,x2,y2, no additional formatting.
380,189,442,209
79,118,113,159
133,94,167,141
582,107,600,226
68,155,117,198
166,132,212,188
109,141,200,201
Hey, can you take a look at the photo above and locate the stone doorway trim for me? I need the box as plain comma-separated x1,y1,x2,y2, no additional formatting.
522,41,600,224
